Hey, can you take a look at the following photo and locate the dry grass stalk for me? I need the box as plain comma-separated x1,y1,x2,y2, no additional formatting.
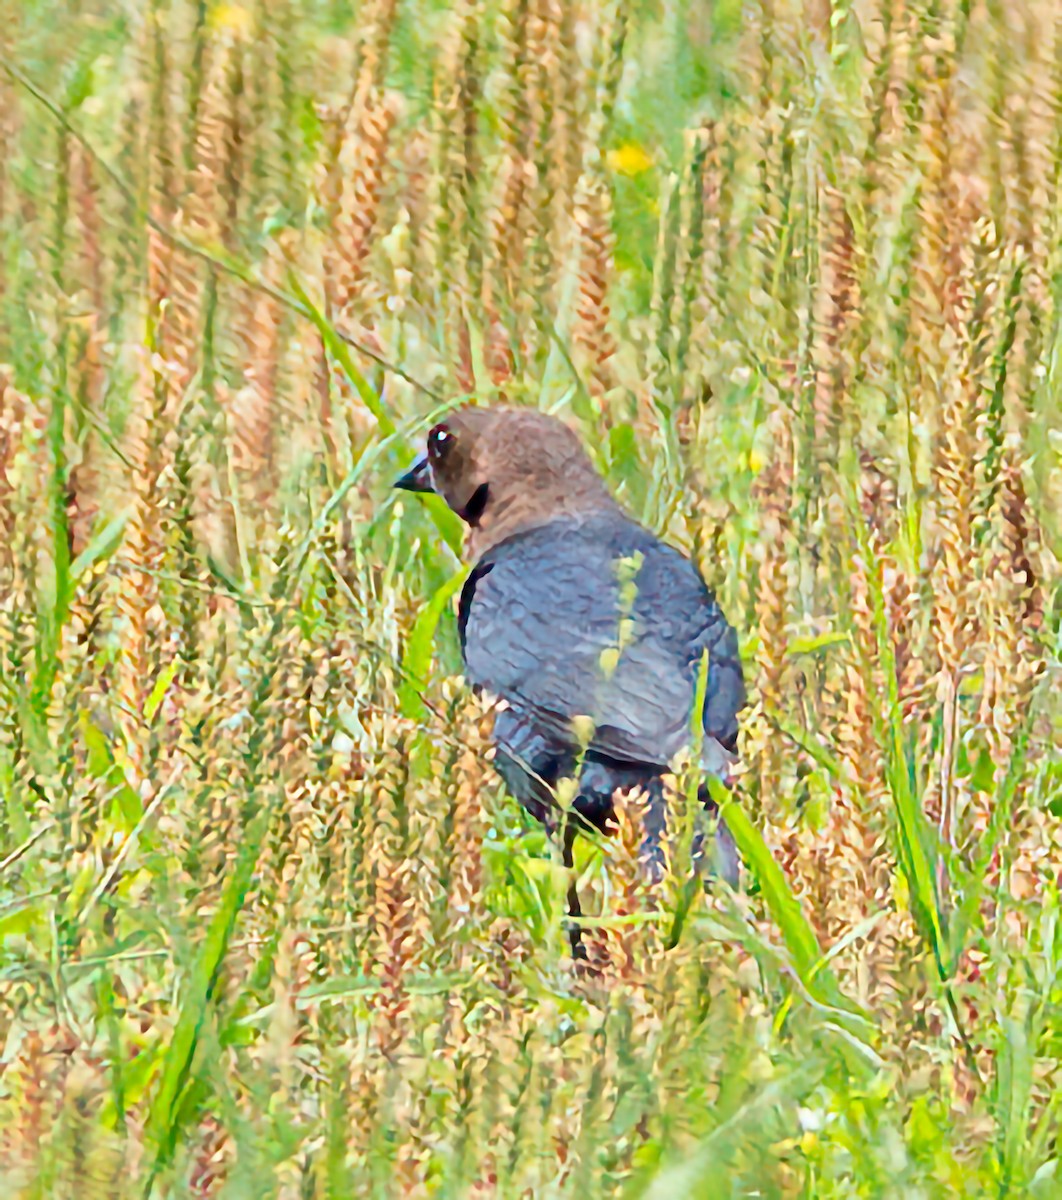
997,450,1044,632
927,380,977,844
824,461,908,1000
72,136,105,362
672,127,711,401
482,166,528,386
1,391,49,646
882,559,930,726
349,0,400,118
4,1028,45,1186
837,454,896,806
333,88,399,318
188,1114,230,1198
231,242,287,516
483,288,517,392
483,165,532,388
591,0,628,138
914,49,983,845
114,339,169,770
572,172,617,398
224,32,248,241
448,742,487,931
245,636,311,919
751,409,794,797
65,422,100,567
523,0,563,344
566,0,628,399
147,5,176,221
782,783,892,1005
688,117,728,370
434,1,481,393
6,1025,80,1188
396,129,435,299
318,0,399,368
977,449,1043,809
0,372,25,590
865,0,908,204
548,0,585,256
999,12,1053,408
811,185,858,468
154,23,246,594
0,76,12,342
367,734,417,1060
834,643,879,803
600,787,658,983
187,31,235,252
480,0,536,388
747,9,791,307
393,1084,433,1194
647,171,680,414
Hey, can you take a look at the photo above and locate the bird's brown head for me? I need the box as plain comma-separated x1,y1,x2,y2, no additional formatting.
394,406,617,556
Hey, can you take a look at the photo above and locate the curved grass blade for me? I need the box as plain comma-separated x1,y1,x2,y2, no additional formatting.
708,777,873,1048
143,802,271,1195
287,273,395,438
398,566,469,722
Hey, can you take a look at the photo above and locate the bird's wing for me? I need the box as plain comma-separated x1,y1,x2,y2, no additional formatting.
459,519,744,768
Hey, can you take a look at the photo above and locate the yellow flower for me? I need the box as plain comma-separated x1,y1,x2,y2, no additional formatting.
210,3,253,35
607,143,654,176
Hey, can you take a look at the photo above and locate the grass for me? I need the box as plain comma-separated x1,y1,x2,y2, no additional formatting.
0,0,1060,1195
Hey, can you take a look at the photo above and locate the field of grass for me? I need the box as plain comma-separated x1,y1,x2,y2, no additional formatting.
0,0,1060,1195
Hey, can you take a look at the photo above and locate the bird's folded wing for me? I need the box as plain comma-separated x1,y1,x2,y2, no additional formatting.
459,521,744,767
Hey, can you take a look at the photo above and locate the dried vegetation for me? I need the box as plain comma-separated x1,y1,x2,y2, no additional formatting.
0,0,1059,1195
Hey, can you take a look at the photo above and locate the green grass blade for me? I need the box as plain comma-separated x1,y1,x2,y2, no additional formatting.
709,779,873,1045
852,492,949,973
994,1015,1034,1196
398,566,469,721
144,802,271,1193
287,273,394,438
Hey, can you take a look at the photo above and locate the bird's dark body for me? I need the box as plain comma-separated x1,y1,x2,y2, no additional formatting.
457,512,745,835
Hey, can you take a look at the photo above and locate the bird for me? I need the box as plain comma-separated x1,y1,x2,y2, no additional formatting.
394,405,745,956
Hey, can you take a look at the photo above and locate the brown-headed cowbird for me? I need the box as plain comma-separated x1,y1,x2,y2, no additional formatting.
395,406,745,953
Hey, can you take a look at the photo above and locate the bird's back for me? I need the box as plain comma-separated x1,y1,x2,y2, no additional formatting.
459,511,744,773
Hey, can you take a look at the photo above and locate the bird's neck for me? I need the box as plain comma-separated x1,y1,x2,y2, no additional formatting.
466,489,622,559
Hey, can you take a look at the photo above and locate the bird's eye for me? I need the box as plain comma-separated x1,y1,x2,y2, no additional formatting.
428,423,455,459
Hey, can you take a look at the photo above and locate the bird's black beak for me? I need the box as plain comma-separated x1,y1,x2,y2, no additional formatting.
393,452,434,494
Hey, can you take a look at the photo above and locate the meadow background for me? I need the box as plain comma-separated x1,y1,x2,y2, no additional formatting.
0,0,1060,1194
